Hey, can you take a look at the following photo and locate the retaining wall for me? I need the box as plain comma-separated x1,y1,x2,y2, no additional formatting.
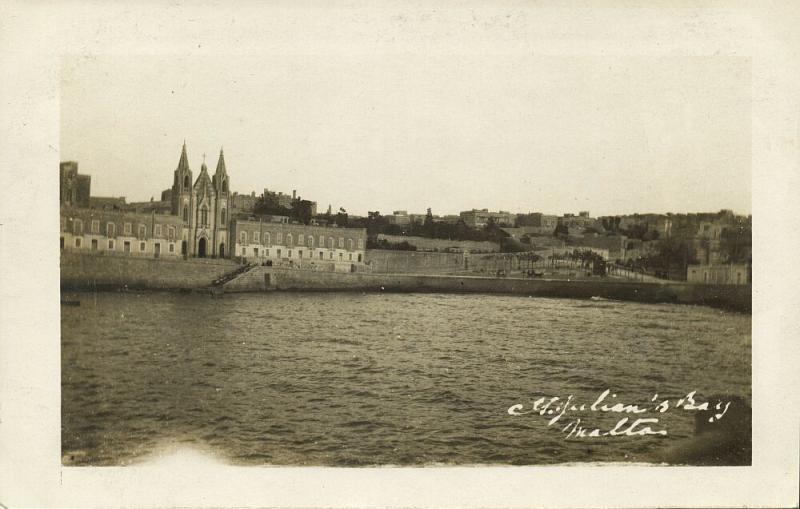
365,249,466,274
60,252,239,290
224,267,751,313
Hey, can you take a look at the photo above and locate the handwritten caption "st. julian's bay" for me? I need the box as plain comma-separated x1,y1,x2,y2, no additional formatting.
507,390,733,439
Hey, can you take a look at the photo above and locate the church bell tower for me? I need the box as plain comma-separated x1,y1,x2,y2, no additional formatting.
171,141,194,227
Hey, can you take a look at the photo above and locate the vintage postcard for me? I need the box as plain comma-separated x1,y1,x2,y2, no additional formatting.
1,1,798,508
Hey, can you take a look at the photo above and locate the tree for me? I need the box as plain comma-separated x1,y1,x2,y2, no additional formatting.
291,198,314,225
553,223,569,237
423,207,434,235
333,207,348,227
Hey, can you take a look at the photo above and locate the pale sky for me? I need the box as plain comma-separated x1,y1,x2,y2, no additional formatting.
61,54,751,217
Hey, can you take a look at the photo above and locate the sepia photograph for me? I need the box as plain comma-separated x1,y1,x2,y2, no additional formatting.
1,2,798,508
59,53,752,467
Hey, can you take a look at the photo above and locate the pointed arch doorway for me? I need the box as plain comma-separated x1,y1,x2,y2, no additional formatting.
198,237,207,258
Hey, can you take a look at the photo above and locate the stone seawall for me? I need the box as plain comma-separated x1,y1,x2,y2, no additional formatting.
224,267,752,313
60,252,239,290
365,249,466,274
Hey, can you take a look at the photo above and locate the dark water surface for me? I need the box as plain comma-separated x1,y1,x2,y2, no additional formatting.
61,291,751,466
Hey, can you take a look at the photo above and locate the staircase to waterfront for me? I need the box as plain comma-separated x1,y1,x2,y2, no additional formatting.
205,264,257,295
221,265,278,292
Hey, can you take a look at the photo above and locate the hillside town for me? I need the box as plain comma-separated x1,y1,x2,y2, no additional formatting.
60,144,751,285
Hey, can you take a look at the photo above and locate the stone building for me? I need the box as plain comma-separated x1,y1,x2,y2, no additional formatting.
59,161,91,208
231,218,366,272
59,142,367,270
459,209,516,228
170,143,230,258
687,263,749,285
60,206,184,258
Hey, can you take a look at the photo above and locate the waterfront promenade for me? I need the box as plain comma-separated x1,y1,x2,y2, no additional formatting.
61,252,751,313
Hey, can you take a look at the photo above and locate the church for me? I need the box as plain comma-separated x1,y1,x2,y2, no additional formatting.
170,142,230,258
60,142,368,272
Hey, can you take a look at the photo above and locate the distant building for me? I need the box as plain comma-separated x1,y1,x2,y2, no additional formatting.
559,212,598,230
127,199,172,215
60,161,91,208
261,188,317,216
687,263,749,285
89,196,127,211
231,191,258,212
459,209,516,228
386,210,411,226
517,212,558,234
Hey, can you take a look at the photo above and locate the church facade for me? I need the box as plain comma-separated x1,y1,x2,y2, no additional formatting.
170,142,230,258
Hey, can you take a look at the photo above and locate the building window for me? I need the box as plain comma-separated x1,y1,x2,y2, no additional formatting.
167,226,175,240
183,175,190,190
319,235,324,246
242,247,247,256
286,234,293,247
358,254,362,262
124,222,132,235
349,253,352,261
200,207,208,226
137,225,146,239
221,208,226,224
357,239,363,249
339,237,344,248
73,219,83,234
328,237,334,248
288,250,292,258
154,243,161,257
108,239,115,250
330,252,333,260
91,220,100,234
299,250,303,259
254,231,260,243
139,242,146,252
339,253,343,260
277,232,282,244
155,224,162,237
124,241,131,253
348,239,353,250
106,223,116,237
264,232,270,246
265,249,270,257
169,243,175,253
240,231,247,244
307,236,314,248
91,239,98,250
298,234,304,245
254,247,259,257
319,251,323,260
277,249,282,258
182,206,189,222
75,237,82,248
